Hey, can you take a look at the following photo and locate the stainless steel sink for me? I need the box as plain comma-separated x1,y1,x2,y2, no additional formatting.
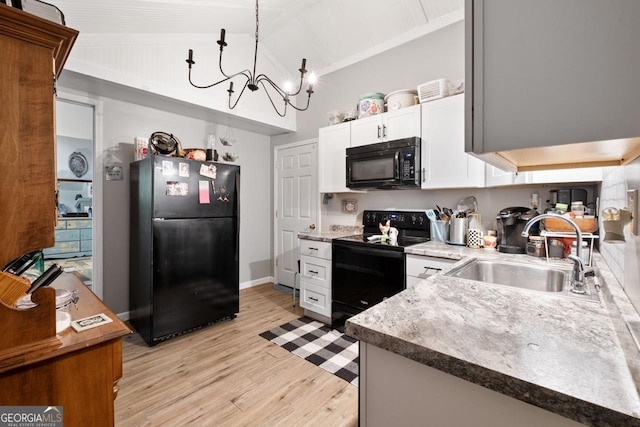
444,258,600,302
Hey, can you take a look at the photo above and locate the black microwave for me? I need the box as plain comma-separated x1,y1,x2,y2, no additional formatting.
346,137,421,189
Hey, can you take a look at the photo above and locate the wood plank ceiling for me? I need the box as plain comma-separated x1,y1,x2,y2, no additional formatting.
47,0,463,76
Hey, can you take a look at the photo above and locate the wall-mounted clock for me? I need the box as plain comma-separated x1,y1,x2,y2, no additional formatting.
69,151,89,178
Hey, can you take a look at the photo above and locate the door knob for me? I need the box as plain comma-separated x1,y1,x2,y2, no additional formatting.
309,224,316,230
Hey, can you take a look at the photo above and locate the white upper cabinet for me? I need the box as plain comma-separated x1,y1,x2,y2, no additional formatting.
421,95,485,189
527,167,603,184
485,166,527,187
350,105,421,147
318,122,351,193
465,0,640,171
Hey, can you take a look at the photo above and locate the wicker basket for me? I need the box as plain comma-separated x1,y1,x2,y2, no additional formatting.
543,217,598,233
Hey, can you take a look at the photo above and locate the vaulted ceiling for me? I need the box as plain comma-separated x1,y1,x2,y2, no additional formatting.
48,0,464,77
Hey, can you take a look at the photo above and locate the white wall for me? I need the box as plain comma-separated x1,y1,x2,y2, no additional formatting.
58,86,273,314
273,20,465,145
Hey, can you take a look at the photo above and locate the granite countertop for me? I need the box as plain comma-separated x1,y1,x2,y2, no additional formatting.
298,225,363,242
346,242,640,427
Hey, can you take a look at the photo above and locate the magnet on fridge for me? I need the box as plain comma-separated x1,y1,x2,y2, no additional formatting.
200,164,217,179
179,162,190,177
199,181,210,204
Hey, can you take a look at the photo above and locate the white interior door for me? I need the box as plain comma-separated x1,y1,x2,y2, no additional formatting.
275,140,318,288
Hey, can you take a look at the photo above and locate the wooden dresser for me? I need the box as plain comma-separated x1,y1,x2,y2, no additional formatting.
0,274,131,426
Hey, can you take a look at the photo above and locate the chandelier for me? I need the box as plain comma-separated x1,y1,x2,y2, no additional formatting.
185,0,315,117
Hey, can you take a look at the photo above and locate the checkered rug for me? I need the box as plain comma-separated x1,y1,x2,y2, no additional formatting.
259,317,359,386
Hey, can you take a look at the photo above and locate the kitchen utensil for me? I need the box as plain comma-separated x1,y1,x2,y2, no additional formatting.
468,213,481,230
149,131,182,156
426,209,438,222
456,196,478,214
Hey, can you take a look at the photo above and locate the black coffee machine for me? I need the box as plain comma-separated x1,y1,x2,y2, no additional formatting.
496,207,539,254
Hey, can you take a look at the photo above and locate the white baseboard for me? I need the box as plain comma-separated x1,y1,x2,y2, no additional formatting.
240,276,275,290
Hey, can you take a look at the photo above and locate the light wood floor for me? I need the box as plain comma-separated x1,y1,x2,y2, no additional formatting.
115,283,359,426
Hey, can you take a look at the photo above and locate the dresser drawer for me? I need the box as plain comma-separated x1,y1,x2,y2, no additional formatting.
300,255,331,288
300,280,331,317
54,229,80,242
299,239,332,260
406,254,457,280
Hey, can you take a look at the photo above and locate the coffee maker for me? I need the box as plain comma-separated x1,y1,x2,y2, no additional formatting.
496,207,539,254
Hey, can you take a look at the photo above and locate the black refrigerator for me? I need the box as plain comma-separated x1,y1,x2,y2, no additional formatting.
129,156,239,346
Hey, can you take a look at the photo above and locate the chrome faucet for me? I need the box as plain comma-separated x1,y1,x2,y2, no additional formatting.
521,213,587,294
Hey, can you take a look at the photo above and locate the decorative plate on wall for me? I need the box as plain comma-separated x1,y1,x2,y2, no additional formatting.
341,199,358,214
69,151,89,178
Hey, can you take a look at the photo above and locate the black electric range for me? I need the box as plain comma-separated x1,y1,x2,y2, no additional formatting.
331,210,430,330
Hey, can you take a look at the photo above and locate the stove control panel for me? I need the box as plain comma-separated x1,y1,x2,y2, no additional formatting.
363,210,430,231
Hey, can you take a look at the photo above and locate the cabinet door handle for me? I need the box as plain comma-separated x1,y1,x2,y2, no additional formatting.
383,124,387,138
309,270,319,274
377,125,381,138
309,247,318,251
423,266,442,271
422,167,426,183
308,296,319,302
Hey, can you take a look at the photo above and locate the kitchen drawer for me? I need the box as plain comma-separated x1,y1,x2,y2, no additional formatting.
300,280,331,317
406,254,457,280
300,255,331,288
300,239,332,260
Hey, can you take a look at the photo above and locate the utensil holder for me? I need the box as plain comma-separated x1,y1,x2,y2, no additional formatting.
448,218,467,245
430,220,448,243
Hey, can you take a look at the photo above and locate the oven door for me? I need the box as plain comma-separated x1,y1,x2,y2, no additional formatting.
332,240,405,329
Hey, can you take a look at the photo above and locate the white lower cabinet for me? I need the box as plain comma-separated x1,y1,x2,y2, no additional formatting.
300,281,330,316
299,240,332,317
360,343,582,427
406,254,457,288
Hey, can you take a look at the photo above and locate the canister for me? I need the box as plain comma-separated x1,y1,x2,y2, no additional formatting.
357,93,385,118
55,288,79,333
526,236,546,257
547,238,565,258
